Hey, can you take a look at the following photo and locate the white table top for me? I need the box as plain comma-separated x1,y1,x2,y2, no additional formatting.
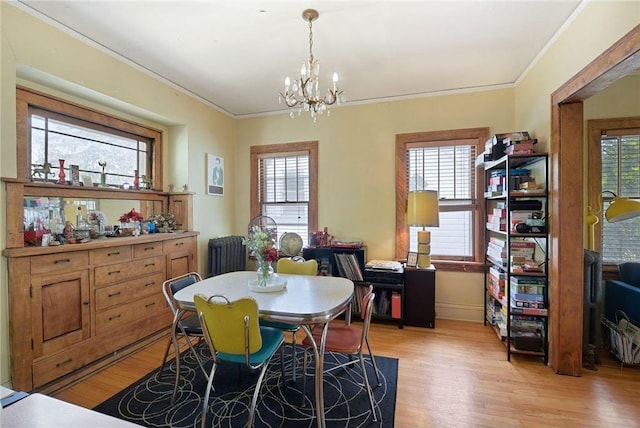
173,271,354,324
1,393,143,427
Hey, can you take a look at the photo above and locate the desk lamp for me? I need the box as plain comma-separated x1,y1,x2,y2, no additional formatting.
407,190,439,268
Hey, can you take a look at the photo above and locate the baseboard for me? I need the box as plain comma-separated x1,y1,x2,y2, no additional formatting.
435,302,484,323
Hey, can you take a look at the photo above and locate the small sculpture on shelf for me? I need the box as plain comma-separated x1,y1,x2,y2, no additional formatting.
98,160,107,186
58,159,66,185
32,162,53,182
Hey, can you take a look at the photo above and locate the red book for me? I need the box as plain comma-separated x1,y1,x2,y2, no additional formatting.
391,292,402,319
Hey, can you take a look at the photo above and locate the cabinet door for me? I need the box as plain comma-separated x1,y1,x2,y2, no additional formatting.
164,237,195,278
31,269,90,357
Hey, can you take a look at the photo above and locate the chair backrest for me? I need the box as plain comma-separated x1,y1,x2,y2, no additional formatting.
359,285,376,341
276,258,318,276
162,272,202,315
194,294,262,356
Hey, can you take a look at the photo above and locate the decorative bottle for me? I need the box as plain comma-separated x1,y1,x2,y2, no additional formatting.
58,159,66,185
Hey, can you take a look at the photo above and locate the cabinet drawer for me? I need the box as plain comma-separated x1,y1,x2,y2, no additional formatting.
95,294,166,335
94,256,165,287
32,349,86,388
163,236,193,252
95,272,165,311
31,252,89,275
90,246,132,265
133,242,164,259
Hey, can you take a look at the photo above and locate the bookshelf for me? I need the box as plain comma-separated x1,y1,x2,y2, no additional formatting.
483,152,549,362
302,246,405,327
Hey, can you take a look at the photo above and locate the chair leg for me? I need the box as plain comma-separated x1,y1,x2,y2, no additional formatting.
200,363,218,428
291,331,297,382
301,347,309,406
357,350,378,422
158,335,173,378
247,361,272,428
365,337,382,387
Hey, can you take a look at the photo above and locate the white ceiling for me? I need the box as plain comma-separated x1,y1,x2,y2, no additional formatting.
16,1,582,118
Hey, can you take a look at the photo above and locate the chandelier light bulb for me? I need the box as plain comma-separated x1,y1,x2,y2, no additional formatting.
278,9,344,121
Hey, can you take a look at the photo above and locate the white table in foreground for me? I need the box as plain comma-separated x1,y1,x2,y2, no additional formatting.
1,393,143,427
173,270,354,428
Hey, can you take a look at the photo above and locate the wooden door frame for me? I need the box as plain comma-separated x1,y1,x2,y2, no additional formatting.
549,24,640,376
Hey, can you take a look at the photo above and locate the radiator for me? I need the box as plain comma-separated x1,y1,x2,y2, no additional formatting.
208,236,246,277
583,248,603,366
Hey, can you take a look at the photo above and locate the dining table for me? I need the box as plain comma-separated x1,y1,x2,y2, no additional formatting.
172,270,354,428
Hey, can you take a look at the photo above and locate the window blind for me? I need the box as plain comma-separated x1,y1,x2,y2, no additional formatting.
258,153,310,245
406,141,477,258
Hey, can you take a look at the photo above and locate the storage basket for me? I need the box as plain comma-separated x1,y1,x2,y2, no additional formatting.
601,311,640,366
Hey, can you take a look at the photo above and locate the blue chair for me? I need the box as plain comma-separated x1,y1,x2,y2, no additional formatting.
194,293,285,428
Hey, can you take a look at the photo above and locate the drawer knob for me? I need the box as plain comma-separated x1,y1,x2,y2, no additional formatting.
144,246,155,251
108,291,122,298
56,358,72,367
108,270,121,275
144,263,155,268
54,258,71,264
145,302,156,308
107,251,120,256
145,281,155,287
108,314,122,321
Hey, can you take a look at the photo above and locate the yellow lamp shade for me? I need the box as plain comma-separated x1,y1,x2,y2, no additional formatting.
605,197,640,223
407,190,439,227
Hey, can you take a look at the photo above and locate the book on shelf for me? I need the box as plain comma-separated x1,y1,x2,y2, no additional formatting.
510,276,546,285
391,292,402,319
509,305,548,316
511,298,546,309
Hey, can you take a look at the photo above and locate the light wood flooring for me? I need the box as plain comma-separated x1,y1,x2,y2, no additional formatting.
53,319,640,427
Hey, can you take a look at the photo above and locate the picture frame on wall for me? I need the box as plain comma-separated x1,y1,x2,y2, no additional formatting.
406,251,418,267
207,154,224,196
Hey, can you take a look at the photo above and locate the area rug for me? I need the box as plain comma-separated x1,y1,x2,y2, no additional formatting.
94,343,397,428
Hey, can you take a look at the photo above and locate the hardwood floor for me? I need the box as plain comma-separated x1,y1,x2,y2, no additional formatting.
53,319,640,427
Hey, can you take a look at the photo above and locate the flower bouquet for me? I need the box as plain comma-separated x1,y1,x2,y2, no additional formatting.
244,225,278,286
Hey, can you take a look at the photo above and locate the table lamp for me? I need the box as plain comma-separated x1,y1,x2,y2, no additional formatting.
407,190,439,268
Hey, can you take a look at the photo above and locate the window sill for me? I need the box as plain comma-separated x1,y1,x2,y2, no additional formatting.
432,260,485,274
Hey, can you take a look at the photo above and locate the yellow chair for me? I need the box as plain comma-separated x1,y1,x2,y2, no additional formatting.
194,294,285,428
264,258,318,382
275,257,318,275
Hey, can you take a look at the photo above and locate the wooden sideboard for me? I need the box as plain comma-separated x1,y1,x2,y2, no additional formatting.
3,232,198,391
1,179,198,392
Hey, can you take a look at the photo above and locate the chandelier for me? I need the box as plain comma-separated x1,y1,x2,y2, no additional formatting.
279,9,345,121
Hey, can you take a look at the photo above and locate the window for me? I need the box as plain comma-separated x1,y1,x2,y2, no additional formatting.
396,128,488,267
16,87,161,189
250,142,318,247
600,130,640,263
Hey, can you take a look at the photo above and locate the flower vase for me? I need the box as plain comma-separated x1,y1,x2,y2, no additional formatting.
256,261,274,287
58,159,66,185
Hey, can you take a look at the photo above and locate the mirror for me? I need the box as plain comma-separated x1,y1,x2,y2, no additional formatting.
24,196,164,236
